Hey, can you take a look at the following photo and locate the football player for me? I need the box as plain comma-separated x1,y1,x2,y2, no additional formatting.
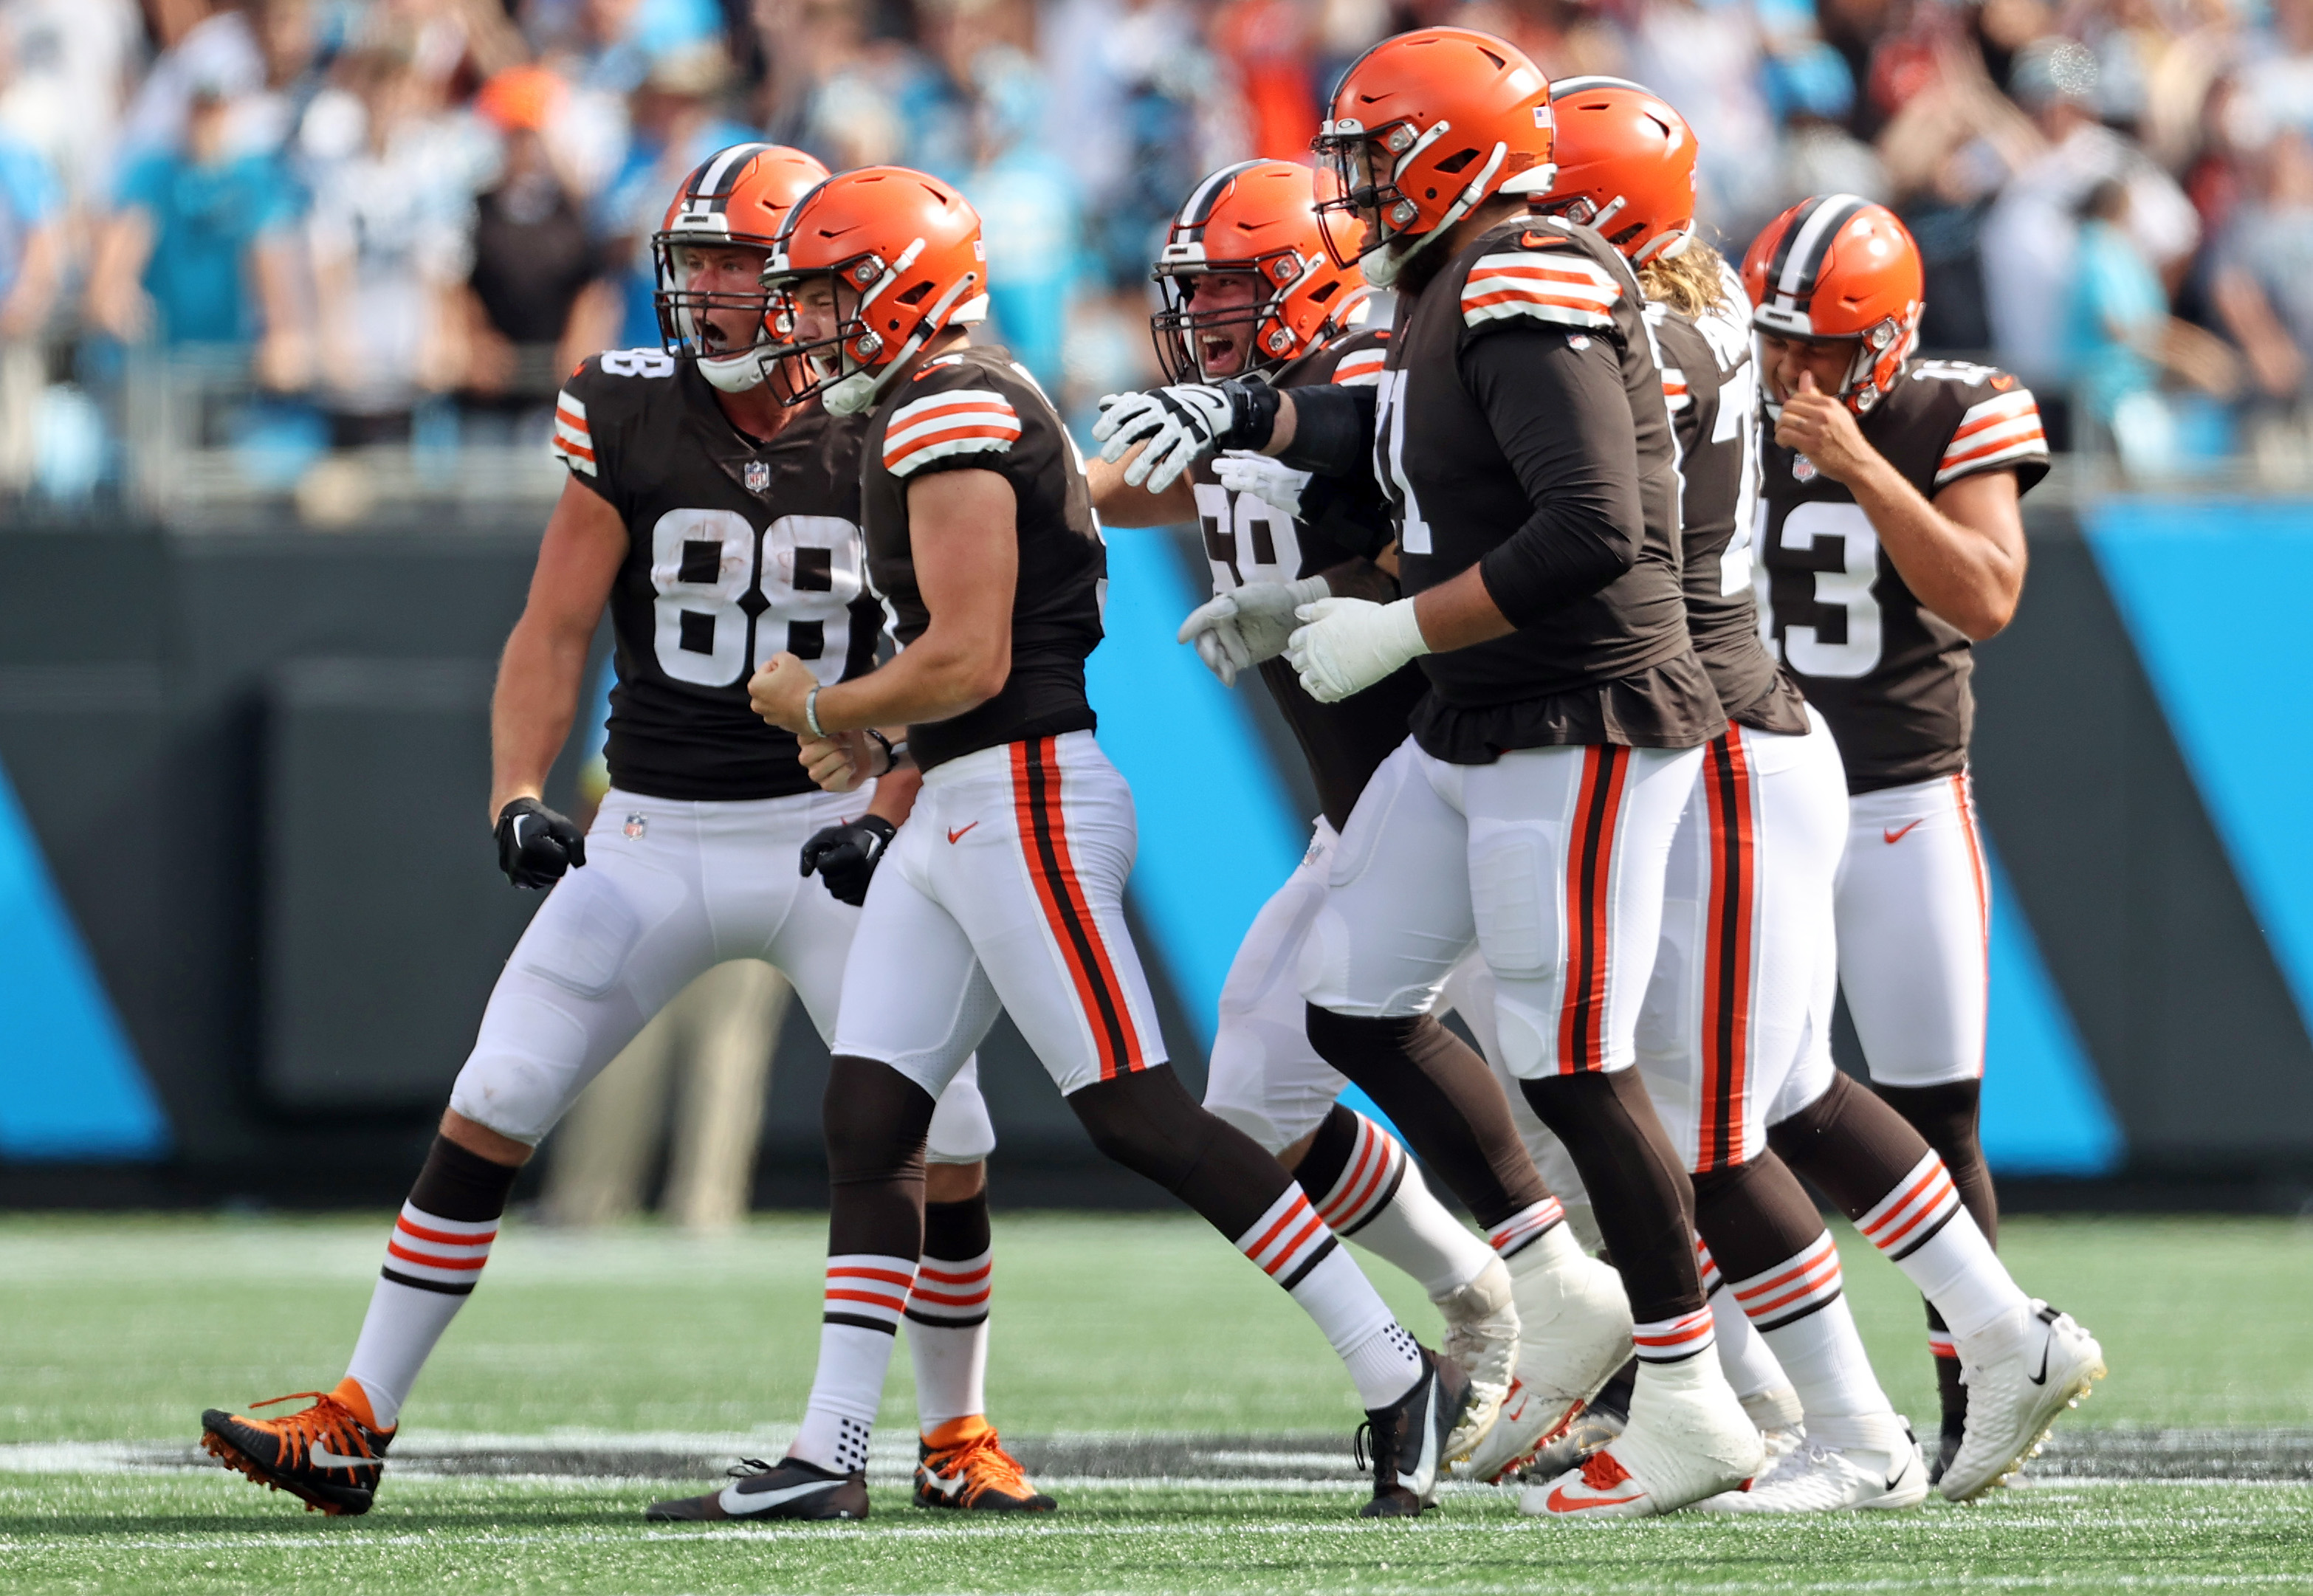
1744,196,2103,1498
1098,28,1772,1518
643,165,1466,1524
1088,158,1630,1469
197,147,1040,1518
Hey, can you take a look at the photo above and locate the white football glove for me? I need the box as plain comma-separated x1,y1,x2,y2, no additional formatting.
1212,451,1313,520
1093,385,1234,492
1175,576,1330,687
1287,596,1432,704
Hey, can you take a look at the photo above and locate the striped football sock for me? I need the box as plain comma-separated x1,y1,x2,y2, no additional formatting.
1859,1152,2027,1340
906,1194,992,1430
1237,1186,1421,1409
793,1253,915,1474
1299,1107,1494,1299
343,1136,518,1429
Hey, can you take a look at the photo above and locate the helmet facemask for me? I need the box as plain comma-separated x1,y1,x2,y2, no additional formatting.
762,241,985,415
653,233,778,393
1150,258,1308,385
1312,117,1525,289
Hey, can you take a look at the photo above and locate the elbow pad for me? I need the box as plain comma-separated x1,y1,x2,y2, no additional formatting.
1276,384,1377,478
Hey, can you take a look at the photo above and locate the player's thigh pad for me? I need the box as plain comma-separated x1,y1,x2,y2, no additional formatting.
1204,823,1349,1153
1635,717,1849,1170
1834,769,1990,1087
828,814,1003,1101
925,1054,997,1164
1299,736,1477,1018
1463,743,1702,1080
450,794,716,1143
917,732,1169,1097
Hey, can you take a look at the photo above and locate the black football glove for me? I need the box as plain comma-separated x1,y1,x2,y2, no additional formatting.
800,814,898,907
495,797,587,890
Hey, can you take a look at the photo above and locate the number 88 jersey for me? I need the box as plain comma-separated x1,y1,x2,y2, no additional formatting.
1757,358,2048,793
551,348,882,800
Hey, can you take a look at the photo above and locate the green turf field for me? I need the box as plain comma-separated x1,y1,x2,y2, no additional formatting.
4,1211,2310,1593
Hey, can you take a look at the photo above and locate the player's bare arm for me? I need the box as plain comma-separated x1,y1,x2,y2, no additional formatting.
1771,366,2028,641
750,468,1019,734
1086,444,1195,526
488,478,626,822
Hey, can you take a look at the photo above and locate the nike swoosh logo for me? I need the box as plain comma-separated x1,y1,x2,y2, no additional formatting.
2028,1338,2052,1386
946,822,978,844
306,1444,374,1471
922,1469,968,1498
511,815,531,847
720,1476,840,1515
1883,820,1923,844
1545,1484,1644,1511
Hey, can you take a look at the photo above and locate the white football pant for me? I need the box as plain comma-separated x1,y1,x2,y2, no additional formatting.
831,732,1170,1098
447,784,994,1160
1300,736,1702,1081
1830,770,1991,1090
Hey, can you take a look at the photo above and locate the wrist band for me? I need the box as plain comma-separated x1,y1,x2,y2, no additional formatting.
804,686,825,740
864,728,895,776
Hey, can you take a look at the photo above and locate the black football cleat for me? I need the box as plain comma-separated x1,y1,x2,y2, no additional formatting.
200,1380,393,1516
1356,1346,1473,1518
645,1456,870,1521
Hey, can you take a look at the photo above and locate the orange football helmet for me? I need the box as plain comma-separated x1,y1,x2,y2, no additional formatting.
1149,159,1369,384
1742,195,1924,415
1310,27,1557,287
1540,77,1697,265
761,166,989,414
653,143,831,393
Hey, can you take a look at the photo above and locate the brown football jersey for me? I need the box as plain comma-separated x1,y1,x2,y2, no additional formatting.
1759,357,2048,791
860,343,1105,771
551,348,881,801
1374,213,1722,763
1646,275,1807,736
1189,323,1422,830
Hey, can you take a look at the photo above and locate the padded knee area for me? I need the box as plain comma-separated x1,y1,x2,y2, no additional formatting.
823,1056,938,1259
1690,1152,1828,1284
1303,1005,1547,1228
1068,1064,1290,1239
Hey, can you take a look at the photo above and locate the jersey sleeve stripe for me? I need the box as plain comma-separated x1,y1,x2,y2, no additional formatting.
884,390,1023,475
1332,348,1387,386
1935,396,2046,484
551,391,596,475
1662,368,1691,412
1463,254,1621,329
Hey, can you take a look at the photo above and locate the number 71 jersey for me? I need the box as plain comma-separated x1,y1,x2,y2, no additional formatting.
1757,358,2046,793
551,348,881,801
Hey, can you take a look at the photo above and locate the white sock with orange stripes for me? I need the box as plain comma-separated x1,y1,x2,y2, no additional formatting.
793,1253,915,1474
1485,1197,1569,1262
906,1195,992,1430
1631,1305,1716,1365
1301,1110,1494,1299
1857,1152,2027,1339
1237,1187,1423,1409
1697,1242,1790,1406
343,1137,519,1429
1725,1233,1900,1448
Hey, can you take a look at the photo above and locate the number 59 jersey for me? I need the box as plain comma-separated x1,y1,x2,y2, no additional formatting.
1757,359,2047,793
551,348,882,801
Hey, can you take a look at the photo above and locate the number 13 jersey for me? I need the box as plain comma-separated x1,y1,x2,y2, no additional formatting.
1757,359,2047,792
551,348,882,801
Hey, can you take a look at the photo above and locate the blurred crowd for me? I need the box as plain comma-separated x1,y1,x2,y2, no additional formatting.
5,0,2313,507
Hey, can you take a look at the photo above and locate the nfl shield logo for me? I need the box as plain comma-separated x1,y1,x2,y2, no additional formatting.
1793,455,1818,484
744,461,771,493
624,814,647,839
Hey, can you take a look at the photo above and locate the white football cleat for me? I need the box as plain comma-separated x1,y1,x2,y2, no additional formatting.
1520,1352,1764,1518
1454,1227,1630,1482
1696,1419,1927,1513
1941,1301,2106,1502
1435,1257,1519,1463
1740,1386,1807,1471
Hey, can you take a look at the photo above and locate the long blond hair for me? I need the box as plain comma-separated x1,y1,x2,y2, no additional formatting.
1637,240,1732,318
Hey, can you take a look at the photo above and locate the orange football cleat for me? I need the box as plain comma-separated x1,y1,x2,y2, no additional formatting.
200,1378,394,1516
913,1417,1056,1513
